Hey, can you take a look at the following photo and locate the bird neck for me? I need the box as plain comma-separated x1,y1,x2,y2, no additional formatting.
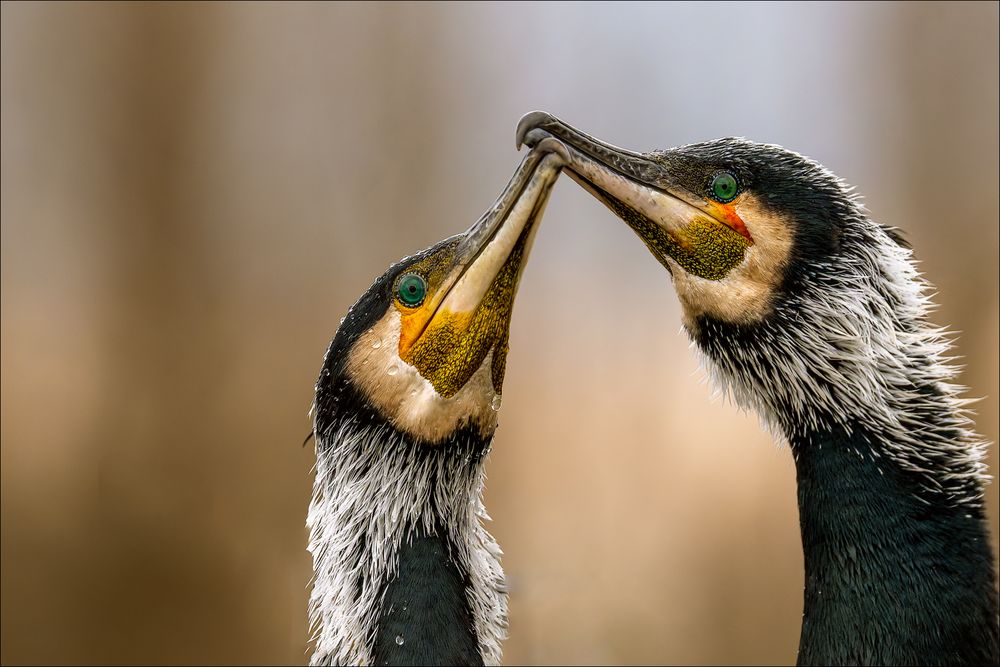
690,219,998,663
791,424,999,666
307,396,507,666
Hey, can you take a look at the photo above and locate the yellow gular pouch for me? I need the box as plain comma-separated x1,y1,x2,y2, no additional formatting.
398,239,526,398
605,197,750,281
674,216,752,280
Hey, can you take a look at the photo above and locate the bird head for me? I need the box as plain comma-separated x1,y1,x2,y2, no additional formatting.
316,141,567,445
513,112,993,502
516,111,862,332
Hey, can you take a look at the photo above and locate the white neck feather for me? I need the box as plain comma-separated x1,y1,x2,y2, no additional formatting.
306,419,507,665
694,216,990,505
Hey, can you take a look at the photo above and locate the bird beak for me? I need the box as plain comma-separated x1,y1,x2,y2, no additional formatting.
398,138,568,360
515,111,752,268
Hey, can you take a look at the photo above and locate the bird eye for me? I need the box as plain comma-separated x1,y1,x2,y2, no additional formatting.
396,273,426,307
710,171,739,203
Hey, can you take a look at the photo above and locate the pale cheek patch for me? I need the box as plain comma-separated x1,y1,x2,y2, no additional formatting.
673,195,794,329
345,308,499,443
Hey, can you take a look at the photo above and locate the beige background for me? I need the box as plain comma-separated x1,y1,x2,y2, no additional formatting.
2,2,998,665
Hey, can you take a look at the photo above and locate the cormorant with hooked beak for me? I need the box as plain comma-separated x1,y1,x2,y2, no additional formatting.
307,140,567,666
517,111,999,666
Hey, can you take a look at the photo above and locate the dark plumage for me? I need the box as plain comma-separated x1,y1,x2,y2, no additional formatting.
517,111,999,665
374,531,482,666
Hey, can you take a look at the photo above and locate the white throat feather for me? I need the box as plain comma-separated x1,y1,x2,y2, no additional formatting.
689,207,990,507
306,418,507,665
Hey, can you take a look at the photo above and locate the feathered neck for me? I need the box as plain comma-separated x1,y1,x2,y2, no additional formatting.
306,409,507,665
691,210,998,664
692,212,989,507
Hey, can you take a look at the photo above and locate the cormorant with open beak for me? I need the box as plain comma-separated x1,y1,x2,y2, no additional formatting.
307,140,567,666
517,111,999,666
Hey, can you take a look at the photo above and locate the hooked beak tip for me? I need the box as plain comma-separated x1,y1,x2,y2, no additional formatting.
515,110,556,150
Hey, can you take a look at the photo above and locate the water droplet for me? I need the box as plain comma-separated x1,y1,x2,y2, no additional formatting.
409,388,418,396
339,317,346,325
395,635,404,646
387,364,399,376
490,394,502,411
371,338,382,349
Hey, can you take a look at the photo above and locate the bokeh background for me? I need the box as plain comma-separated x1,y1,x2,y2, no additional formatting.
2,2,998,665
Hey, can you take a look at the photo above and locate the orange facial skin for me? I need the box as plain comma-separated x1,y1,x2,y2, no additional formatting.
706,200,753,242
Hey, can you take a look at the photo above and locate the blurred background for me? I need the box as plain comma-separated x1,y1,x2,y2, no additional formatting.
2,2,997,665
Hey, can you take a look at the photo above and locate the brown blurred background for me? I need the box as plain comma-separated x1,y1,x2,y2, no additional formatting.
1,2,997,665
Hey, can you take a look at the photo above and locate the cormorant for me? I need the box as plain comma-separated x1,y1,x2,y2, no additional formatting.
517,111,999,665
307,140,567,666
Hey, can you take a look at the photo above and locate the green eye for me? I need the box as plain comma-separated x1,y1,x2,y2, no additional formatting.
396,273,426,307
710,171,739,203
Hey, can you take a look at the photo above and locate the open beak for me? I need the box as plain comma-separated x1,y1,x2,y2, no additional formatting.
398,137,568,364
514,111,752,269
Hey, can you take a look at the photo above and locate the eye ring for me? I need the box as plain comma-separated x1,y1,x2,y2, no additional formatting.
709,171,740,203
396,273,427,308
